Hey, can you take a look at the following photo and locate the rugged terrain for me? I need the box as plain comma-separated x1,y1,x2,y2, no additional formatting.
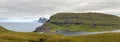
35,12,120,32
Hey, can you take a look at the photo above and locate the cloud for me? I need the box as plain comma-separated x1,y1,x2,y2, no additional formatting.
0,17,38,22
0,0,120,18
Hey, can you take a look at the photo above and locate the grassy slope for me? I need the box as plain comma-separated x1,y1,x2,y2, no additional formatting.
0,26,78,42
0,26,41,42
0,26,9,32
1,26,120,42
43,13,120,32
71,32,120,42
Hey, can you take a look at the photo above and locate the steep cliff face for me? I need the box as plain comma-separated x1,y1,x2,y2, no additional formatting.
34,13,120,32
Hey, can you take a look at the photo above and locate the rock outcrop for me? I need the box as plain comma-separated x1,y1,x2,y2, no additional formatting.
38,18,48,23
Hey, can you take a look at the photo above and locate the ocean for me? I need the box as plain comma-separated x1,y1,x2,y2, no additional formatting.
0,22,43,32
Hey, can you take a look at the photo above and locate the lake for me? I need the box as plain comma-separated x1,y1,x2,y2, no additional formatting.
56,30,120,36
0,22,43,32
56,30,104,36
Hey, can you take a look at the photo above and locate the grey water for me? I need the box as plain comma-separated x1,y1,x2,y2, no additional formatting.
56,31,104,36
56,30,120,36
0,22,43,32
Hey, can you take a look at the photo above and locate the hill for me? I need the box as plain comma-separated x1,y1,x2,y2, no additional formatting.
0,26,9,32
35,12,120,32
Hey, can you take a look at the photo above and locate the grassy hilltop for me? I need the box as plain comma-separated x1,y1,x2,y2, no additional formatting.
35,12,120,32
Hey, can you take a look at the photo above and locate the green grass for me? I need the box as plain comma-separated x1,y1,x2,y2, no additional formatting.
38,12,120,32
0,26,10,32
0,27,120,42
72,32,120,42
1,26,120,42
0,26,78,42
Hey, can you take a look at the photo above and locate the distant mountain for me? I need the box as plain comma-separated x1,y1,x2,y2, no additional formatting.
38,17,48,23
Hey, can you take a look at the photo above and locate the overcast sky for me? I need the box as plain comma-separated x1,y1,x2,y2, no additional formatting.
0,0,120,18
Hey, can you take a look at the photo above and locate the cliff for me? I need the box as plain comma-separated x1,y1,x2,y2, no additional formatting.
34,12,120,32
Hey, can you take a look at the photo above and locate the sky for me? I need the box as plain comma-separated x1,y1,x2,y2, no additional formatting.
0,0,120,22
0,18,38,22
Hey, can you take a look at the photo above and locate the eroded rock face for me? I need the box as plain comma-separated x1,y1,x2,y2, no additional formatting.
35,18,49,32
34,26,49,32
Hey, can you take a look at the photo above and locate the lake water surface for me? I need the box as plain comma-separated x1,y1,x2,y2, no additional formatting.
56,30,120,36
